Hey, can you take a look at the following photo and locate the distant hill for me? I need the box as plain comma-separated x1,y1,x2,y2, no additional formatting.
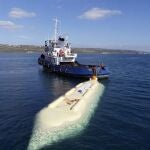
0,44,147,54
0,44,42,52
72,48,143,54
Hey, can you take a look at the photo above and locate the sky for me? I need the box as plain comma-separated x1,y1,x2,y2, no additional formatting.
0,0,150,51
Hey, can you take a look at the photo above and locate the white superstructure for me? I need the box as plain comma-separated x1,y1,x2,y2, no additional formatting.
43,19,77,65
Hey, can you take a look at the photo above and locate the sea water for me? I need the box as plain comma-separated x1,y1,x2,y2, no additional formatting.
0,52,150,150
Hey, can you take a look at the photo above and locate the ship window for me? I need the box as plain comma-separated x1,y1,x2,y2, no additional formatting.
65,58,72,61
55,45,61,48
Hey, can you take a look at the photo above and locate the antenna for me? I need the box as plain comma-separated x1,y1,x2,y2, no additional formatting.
59,20,61,35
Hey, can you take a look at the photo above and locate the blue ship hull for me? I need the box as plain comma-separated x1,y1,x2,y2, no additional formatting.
38,58,109,79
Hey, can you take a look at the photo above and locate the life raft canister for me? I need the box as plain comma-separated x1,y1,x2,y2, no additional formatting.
59,49,65,57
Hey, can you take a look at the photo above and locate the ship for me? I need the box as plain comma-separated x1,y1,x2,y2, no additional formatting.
38,19,109,79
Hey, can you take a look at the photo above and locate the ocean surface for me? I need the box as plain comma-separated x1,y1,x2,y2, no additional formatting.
0,52,150,150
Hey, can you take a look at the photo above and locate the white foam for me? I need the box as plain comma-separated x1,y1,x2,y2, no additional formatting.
27,81,105,150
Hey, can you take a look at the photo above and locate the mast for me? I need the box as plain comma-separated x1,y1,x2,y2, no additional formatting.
54,18,58,42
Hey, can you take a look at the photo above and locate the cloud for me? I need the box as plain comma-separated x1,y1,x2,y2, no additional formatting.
0,21,23,30
78,8,122,20
9,8,36,18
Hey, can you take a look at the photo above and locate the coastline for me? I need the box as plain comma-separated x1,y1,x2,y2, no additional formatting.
0,44,148,54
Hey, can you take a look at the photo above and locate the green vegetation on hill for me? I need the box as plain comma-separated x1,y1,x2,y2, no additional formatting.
72,48,141,54
0,44,42,52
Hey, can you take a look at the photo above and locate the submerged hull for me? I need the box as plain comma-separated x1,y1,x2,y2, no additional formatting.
38,58,109,79
28,79,105,150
